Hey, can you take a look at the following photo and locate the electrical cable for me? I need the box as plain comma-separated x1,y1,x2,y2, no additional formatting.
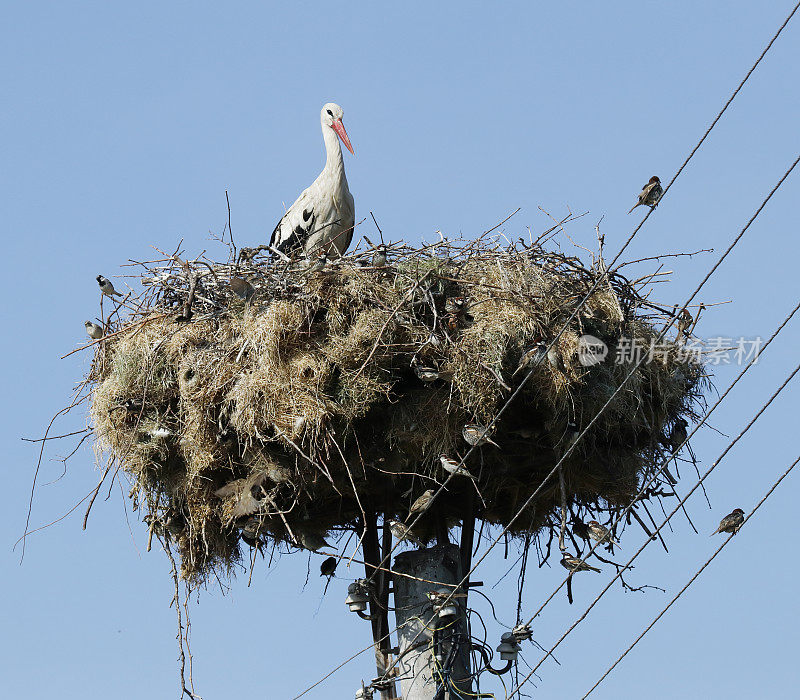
581,454,800,699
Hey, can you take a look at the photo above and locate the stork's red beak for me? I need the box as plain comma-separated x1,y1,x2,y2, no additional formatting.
331,119,354,155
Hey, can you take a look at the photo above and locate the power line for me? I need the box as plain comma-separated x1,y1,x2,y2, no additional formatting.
518,294,800,630
445,150,800,661
508,358,800,697
581,454,800,699
291,5,800,692
362,0,798,583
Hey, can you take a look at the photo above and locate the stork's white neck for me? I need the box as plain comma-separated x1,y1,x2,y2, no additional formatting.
322,123,346,178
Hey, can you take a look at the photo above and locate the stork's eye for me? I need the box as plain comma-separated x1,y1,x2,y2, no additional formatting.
326,109,333,116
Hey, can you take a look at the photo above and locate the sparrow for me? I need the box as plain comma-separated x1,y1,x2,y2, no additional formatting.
676,308,693,338
661,417,689,454
214,472,270,518
320,555,338,577
164,509,185,537
560,553,601,573
240,518,265,548
372,244,388,268
85,320,103,339
408,489,436,518
305,252,328,274
628,176,663,214
293,529,332,553
511,623,533,642
587,520,620,546
425,589,467,605
387,519,423,546
444,296,466,314
562,421,580,452
229,277,255,301
440,454,475,479
513,341,548,377
413,365,440,382
711,508,745,536
96,274,122,297
462,423,500,448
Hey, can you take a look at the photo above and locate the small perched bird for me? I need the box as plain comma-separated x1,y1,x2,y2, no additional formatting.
387,519,423,546
513,341,548,377
711,508,745,536
320,555,338,577
96,274,122,297
676,308,693,339
305,251,328,274
214,472,270,518
85,320,103,339
240,519,265,548
408,489,436,518
462,423,500,448
372,244,388,268
444,296,466,314
587,520,620,547
164,509,185,537
320,555,337,594
425,589,467,605
628,176,663,214
662,417,689,454
293,529,332,553
414,365,440,382
270,103,355,257
562,421,580,453
230,277,255,301
511,622,533,642
440,454,475,479
560,553,601,573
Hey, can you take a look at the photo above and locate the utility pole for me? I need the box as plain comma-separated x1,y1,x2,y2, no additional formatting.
363,510,398,699
392,543,472,700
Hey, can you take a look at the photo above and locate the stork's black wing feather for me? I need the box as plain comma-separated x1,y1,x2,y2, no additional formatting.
270,207,317,255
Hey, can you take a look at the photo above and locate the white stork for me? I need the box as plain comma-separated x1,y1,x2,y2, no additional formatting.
270,103,355,257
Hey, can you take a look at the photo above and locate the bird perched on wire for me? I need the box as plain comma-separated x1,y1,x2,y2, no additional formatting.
96,274,122,297
513,340,548,377
462,423,500,448
425,589,467,606
85,320,103,340
711,508,745,536
320,555,338,593
371,244,388,268
512,622,533,642
387,519,423,546
587,520,620,547
561,421,580,454
230,276,255,301
440,454,475,479
407,489,436,519
628,176,663,214
269,103,355,258
560,553,601,573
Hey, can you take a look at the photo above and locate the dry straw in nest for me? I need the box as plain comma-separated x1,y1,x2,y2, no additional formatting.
87,235,706,580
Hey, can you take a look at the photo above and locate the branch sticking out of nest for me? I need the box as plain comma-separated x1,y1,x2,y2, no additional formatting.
85,233,707,581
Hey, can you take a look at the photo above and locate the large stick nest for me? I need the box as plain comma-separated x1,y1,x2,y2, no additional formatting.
87,236,706,580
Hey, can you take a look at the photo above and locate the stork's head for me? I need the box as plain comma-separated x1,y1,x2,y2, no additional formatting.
321,102,354,154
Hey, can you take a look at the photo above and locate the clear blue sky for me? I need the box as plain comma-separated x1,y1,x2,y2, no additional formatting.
3,2,799,698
